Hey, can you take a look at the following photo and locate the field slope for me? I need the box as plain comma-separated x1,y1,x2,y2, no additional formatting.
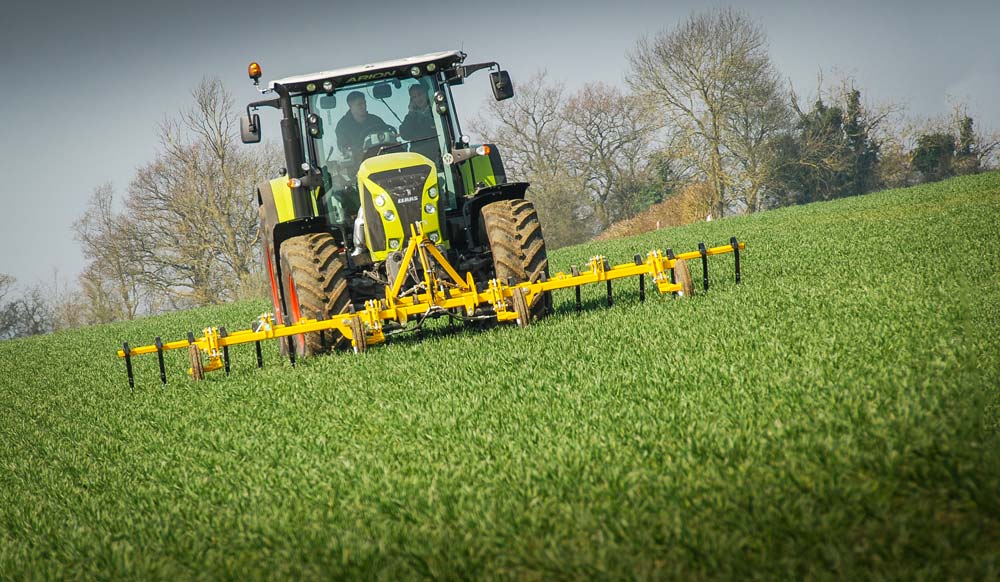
2,173,999,579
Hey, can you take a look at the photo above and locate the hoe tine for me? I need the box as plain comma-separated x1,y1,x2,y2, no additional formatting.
731,236,741,284
698,242,709,291
155,337,166,386
123,342,134,392
603,258,613,307
220,327,230,376
571,265,581,312
317,310,327,348
287,336,296,367
255,341,264,369
666,249,676,284
634,254,645,301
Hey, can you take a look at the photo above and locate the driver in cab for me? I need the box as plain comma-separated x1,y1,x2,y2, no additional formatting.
335,91,393,161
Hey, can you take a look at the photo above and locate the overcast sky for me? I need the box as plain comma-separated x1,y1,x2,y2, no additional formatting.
2,0,997,289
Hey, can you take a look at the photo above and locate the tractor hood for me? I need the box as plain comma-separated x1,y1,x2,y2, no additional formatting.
268,50,466,92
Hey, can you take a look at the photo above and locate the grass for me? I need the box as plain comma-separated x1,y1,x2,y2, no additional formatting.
2,172,999,579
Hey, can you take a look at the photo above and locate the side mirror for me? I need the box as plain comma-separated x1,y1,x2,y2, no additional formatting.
490,70,514,101
241,114,261,144
372,83,392,100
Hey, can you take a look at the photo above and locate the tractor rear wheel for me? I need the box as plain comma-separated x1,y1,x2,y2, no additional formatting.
277,233,352,357
481,199,552,321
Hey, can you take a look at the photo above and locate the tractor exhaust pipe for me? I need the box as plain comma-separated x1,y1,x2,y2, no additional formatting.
273,83,314,220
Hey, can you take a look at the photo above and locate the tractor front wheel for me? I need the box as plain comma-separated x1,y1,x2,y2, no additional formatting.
481,199,552,322
277,233,352,357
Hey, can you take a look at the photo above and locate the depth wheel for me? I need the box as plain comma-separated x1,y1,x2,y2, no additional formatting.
278,233,352,357
673,258,695,298
481,199,552,321
349,317,368,353
511,287,531,328
188,344,205,381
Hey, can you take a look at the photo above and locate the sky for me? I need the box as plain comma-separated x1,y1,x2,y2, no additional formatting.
2,0,998,289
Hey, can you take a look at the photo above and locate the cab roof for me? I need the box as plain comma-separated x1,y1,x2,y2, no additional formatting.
267,50,466,92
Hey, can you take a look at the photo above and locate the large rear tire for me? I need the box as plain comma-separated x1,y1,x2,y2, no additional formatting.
278,233,352,357
480,199,552,321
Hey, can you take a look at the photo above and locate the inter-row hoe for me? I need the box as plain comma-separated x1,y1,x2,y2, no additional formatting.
117,51,745,388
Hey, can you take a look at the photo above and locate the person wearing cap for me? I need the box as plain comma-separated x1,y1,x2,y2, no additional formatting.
335,91,393,159
399,84,441,164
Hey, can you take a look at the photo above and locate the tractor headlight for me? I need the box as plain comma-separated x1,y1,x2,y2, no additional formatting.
375,194,387,207
322,80,334,92
424,203,436,214
428,232,440,243
388,239,401,249
383,210,396,221
410,66,421,77
306,82,316,92
426,63,436,72
427,187,438,199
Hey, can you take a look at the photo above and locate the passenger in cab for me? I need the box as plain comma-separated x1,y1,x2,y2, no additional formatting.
399,84,441,165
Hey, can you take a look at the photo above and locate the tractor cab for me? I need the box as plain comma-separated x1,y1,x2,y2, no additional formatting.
243,51,515,261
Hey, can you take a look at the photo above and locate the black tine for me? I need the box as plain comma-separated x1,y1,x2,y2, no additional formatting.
571,265,581,312
123,342,134,392
155,337,166,386
698,242,709,292
634,254,642,266
666,249,676,284
639,274,646,302
255,341,263,368
606,280,613,307
317,310,326,348
287,336,296,367
731,236,741,284
187,331,196,345
220,326,230,376
507,276,515,287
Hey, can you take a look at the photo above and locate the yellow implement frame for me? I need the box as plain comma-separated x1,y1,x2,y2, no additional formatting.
117,225,744,388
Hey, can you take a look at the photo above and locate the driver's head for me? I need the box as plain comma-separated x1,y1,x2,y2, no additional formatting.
409,85,429,110
347,91,367,121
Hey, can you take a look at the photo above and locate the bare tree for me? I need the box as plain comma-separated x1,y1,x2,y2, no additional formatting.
73,183,144,321
628,8,783,217
562,82,662,227
125,78,275,307
0,275,53,340
473,72,593,247
724,62,791,212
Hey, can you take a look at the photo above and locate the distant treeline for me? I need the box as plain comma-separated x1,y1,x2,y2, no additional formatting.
474,8,998,247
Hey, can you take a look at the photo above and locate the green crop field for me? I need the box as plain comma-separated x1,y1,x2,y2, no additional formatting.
2,173,999,579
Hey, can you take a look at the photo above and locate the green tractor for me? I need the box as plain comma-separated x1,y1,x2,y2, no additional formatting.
241,51,551,356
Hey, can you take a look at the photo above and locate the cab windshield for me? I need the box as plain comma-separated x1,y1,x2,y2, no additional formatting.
306,76,455,225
